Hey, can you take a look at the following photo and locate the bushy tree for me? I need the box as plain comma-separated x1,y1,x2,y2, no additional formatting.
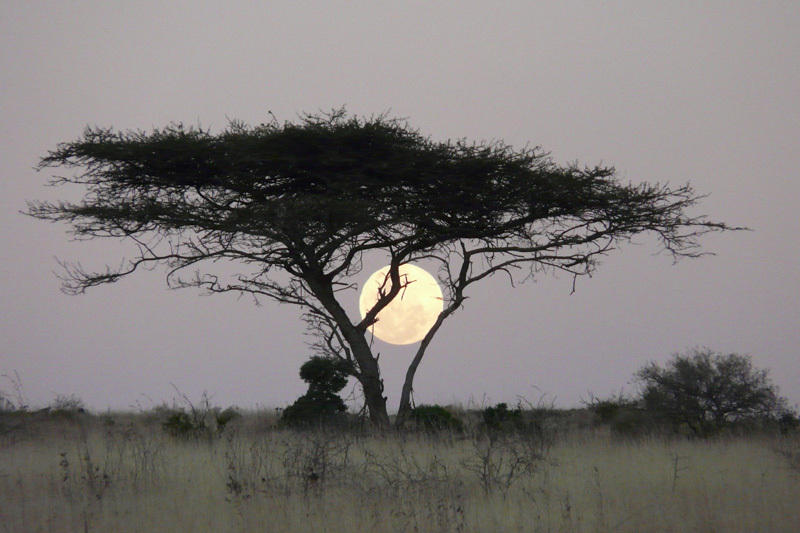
636,349,789,436
28,109,739,427
281,357,351,426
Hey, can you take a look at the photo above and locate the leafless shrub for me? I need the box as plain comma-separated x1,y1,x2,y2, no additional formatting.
362,443,451,496
360,439,465,533
222,431,278,501
281,430,353,494
774,435,800,475
160,386,238,441
100,420,164,486
0,371,28,412
50,394,86,414
0,372,29,442
461,428,552,496
55,422,115,532
387,484,467,533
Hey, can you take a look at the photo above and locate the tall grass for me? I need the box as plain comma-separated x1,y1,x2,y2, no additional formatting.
1,411,798,532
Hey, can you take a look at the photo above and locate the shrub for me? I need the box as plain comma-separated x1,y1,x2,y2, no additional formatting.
49,394,87,418
482,402,523,432
409,404,464,432
0,371,28,413
281,357,351,427
281,394,348,427
216,407,241,432
159,389,237,439
162,410,198,437
778,412,800,435
586,394,657,437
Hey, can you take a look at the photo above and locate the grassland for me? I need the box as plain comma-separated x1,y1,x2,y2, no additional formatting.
1,409,798,532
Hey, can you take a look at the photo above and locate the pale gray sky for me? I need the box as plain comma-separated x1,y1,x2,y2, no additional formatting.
2,1,798,412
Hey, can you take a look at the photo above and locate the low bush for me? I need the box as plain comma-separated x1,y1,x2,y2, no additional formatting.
482,402,523,432
216,407,241,431
49,394,87,418
587,394,657,438
409,404,464,433
158,390,239,439
280,394,348,427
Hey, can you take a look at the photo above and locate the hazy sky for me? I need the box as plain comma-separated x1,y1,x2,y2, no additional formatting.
2,1,798,413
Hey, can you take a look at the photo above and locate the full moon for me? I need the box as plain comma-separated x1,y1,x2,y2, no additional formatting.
358,264,444,345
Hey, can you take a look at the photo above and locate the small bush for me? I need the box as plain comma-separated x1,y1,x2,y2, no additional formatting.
49,394,87,418
216,407,241,431
482,402,523,432
778,412,800,435
409,404,464,432
587,394,656,438
281,394,348,427
162,410,198,437
161,406,241,438
0,371,28,413
159,389,237,439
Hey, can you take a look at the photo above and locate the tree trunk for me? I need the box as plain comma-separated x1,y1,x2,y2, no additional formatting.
395,309,452,428
348,339,391,428
306,273,391,428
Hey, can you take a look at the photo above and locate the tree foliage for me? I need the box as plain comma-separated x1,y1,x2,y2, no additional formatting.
281,356,350,427
27,109,738,427
636,349,789,436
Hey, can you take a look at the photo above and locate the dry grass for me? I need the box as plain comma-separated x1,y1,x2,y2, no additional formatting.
1,412,798,532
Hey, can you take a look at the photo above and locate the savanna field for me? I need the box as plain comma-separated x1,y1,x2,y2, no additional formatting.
2,405,799,533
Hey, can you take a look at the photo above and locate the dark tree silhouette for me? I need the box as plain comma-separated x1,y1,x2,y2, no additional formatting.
27,109,738,427
281,356,350,426
636,349,789,436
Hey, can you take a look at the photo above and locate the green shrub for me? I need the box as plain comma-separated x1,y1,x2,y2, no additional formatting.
161,405,242,438
158,390,238,439
281,357,351,427
162,410,198,437
409,404,464,432
587,394,657,438
482,402,523,431
281,394,347,426
778,412,799,435
216,407,241,431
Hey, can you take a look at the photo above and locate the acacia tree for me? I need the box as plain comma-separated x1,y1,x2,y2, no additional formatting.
636,349,789,436
27,110,736,427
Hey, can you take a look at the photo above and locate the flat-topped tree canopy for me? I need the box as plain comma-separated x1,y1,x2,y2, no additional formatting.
28,109,738,427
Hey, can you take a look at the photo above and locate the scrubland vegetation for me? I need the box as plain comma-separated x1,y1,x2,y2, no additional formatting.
2,400,799,533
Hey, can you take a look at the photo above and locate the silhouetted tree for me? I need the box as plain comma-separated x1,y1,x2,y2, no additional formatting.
636,349,789,436
27,109,738,427
281,356,350,426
